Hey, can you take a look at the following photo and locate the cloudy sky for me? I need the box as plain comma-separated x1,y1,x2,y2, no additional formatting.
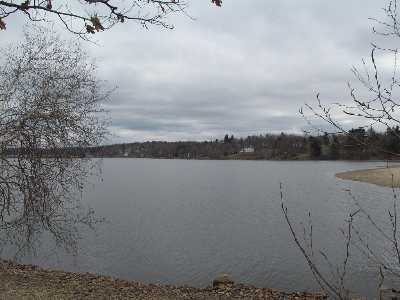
0,1,389,143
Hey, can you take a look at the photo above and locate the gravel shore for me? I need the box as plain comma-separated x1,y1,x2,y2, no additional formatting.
0,259,326,299
336,166,400,187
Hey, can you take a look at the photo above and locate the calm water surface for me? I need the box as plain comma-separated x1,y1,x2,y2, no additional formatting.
14,159,400,297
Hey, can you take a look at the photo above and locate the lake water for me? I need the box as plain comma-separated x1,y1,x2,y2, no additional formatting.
9,159,400,297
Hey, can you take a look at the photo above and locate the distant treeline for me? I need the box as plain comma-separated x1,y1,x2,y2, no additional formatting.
86,127,400,160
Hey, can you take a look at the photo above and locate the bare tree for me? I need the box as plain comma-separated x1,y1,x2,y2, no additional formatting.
0,0,222,37
301,0,400,155
0,26,109,257
281,184,358,299
287,0,400,298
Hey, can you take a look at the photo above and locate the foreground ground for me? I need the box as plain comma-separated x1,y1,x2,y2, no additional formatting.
0,259,326,300
336,166,400,187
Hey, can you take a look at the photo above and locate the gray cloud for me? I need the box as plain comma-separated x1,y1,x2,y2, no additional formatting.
0,0,389,142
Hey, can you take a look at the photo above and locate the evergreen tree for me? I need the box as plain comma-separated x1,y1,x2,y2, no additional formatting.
329,136,340,160
308,136,322,158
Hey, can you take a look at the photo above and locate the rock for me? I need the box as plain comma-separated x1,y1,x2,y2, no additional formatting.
212,273,234,289
380,288,400,300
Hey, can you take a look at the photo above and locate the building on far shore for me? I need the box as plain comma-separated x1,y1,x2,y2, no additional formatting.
240,146,255,153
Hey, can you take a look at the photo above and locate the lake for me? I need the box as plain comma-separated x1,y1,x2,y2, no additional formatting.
8,159,399,297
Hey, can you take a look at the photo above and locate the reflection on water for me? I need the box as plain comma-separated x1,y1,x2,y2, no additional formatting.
2,159,397,297
0,156,103,259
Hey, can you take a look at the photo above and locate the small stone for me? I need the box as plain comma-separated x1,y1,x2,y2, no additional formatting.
212,273,234,289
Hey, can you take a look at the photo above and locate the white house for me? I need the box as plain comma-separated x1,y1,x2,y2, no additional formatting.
240,146,255,153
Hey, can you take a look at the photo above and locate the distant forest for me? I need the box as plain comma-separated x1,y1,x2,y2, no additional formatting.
86,127,400,160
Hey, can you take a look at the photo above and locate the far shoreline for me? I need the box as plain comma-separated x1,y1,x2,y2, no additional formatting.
88,156,400,163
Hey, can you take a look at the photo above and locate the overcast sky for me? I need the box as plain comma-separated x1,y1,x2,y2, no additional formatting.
0,1,389,143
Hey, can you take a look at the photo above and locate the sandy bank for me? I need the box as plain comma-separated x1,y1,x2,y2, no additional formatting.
336,166,400,187
0,259,326,299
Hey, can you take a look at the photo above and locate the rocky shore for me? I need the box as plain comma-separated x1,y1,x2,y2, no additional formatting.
0,259,326,299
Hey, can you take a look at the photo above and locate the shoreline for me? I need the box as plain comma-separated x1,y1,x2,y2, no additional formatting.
0,259,326,299
336,166,400,187
87,156,400,163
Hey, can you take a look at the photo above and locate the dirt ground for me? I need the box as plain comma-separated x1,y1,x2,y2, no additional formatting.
336,166,400,188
